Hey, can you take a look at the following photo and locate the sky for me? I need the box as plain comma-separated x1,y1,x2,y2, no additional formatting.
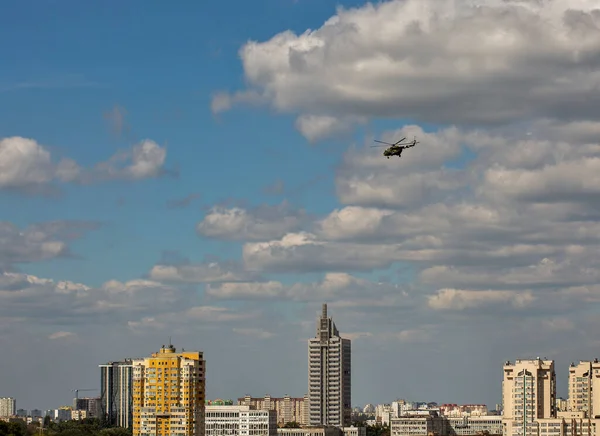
2,0,600,412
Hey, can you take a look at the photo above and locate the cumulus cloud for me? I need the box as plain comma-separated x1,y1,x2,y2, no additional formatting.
197,202,308,241
149,261,261,283
0,136,170,193
0,270,258,333
214,0,600,140
205,272,413,303
0,220,100,267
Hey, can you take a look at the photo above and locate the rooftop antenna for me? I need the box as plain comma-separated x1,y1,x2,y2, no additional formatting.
169,336,172,346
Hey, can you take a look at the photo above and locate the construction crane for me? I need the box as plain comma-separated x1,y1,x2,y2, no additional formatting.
71,388,98,401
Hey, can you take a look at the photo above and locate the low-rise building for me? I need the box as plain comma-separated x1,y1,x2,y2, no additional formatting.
206,405,277,436
277,426,341,436
391,414,502,436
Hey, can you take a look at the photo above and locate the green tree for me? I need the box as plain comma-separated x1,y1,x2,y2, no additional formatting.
283,422,301,428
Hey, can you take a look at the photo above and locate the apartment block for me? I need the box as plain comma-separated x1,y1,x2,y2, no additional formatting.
100,359,137,427
390,414,502,436
308,304,351,427
205,405,277,436
0,398,16,417
502,358,557,436
238,395,308,426
132,344,205,436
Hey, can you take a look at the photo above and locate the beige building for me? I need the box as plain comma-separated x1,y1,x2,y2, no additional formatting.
502,358,557,436
568,359,600,417
238,395,308,426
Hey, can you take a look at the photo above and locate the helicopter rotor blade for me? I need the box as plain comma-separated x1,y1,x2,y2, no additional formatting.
393,137,407,145
374,140,395,146
370,145,387,148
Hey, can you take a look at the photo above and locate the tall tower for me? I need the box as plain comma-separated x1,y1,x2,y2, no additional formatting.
308,304,351,427
502,358,556,436
133,344,206,436
100,359,137,427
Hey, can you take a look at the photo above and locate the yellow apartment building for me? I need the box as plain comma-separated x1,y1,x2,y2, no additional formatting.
133,344,205,436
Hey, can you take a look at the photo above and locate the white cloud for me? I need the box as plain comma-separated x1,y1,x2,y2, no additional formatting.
48,331,76,340
0,220,99,267
216,0,600,140
149,261,260,283
197,202,308,241
0,136,169,193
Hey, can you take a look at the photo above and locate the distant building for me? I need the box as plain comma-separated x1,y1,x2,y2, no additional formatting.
277,426,341,436
205,405,277,436
206,399,233,406
308,304,352,427
0,398,16,417
238,395,308,425
74,398,101,418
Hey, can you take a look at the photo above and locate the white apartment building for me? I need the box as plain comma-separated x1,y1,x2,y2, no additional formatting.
390,414,502,436
308,304,352,427
0,398,16,417
205,405,277,436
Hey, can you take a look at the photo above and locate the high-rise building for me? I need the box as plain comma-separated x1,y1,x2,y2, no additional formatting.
100,359,138,427
568,359,600,417
502,358,556,436
569,361,593,413
133,344,205,436
308,303,351,427
0,397,16,417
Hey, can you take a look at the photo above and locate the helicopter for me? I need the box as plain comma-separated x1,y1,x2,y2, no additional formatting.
371,136,419,159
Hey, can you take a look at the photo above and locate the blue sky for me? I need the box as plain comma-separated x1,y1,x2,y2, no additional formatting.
2,0,600,413
0,0,348,285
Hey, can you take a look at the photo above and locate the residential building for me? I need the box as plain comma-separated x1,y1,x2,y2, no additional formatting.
502,358,556,436
438,404,489,417
0,398,16,417
238,395,308,426
308,304,351,427
132,343,206,436
205,405,277,436
390,414,502,436
569,361,594,414
100,359,137,427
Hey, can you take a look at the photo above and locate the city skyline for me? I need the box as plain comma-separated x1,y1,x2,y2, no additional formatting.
2,0,600,414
